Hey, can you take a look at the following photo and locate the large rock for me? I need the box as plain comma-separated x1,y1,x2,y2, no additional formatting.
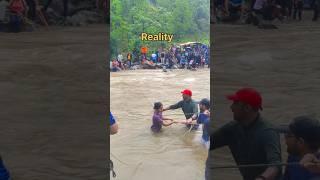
44,0,105,26
64,11,103,26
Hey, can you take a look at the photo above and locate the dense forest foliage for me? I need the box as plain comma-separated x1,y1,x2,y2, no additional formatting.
110,0,210,58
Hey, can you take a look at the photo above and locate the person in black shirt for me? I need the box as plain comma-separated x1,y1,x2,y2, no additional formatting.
208,88,282,180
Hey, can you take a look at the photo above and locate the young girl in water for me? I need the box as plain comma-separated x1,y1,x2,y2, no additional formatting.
151,102,175,133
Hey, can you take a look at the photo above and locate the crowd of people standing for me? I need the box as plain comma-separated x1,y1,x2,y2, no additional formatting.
212,0,320,26
110,43,210,72
0,0,107,32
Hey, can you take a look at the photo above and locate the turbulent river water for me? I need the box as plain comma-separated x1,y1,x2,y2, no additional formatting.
110,69,210,180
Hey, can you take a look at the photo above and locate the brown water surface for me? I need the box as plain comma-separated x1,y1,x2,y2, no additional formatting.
111,69,210,180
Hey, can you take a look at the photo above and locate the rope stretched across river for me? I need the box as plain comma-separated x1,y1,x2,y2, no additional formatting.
210,162,320,170
110,124,195,166
124,112,209,119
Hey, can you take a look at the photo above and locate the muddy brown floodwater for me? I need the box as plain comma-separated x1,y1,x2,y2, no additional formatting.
110,69,210,180
209,11,320,180
0,25,107,180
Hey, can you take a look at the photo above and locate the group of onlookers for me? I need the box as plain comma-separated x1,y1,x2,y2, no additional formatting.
110,43,210,72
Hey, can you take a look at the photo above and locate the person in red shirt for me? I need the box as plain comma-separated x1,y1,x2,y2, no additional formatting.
8,0,27,32
9,0,27,16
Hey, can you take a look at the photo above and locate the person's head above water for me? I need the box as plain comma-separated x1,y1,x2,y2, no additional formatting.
226,88,262,124
181,89,192,101
281,116,320,156
199,98,210,111
154,102,163,112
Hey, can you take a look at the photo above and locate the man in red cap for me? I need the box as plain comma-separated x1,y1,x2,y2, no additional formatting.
207,88,282,180
163,89,199,129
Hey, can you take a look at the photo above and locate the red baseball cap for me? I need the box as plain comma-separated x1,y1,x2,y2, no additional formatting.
227,88,263,110
181,89,192,96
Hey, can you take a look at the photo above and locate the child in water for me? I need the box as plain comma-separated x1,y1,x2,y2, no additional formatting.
151,102,175,133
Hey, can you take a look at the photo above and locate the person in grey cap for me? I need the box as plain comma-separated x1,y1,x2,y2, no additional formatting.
188,98,211,147
280,116,320,180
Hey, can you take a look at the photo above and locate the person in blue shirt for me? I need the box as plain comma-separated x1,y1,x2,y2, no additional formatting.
180,54,186,69
281,116,320,180
187,98,211,148
110,112,118,135
0,156,10,180
109,112,118,178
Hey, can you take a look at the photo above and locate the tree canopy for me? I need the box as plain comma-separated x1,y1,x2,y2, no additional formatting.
110,0,210,58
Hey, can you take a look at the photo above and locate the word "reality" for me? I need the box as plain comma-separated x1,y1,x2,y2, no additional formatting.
141,33,174,42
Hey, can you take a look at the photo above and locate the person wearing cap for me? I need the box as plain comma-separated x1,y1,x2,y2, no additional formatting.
163,89,199,130
280,116,320,179
209,88,282,180
187,98,211,147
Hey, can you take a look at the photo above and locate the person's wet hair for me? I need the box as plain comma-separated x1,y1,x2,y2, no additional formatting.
200,98,210,109
289,116,320,150
153,102,163,110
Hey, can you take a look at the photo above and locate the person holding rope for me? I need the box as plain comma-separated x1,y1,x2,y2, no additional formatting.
151,102,175,133
300,153,320,174
209,88,282,180
163,89,199,130
185,98,211,148
279,116,320,179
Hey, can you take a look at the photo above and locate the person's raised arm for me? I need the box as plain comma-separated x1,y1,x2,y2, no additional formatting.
162,120,173,126
209,122,234,150
163,101,183,111
162,117,173,121
192,103,199,120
